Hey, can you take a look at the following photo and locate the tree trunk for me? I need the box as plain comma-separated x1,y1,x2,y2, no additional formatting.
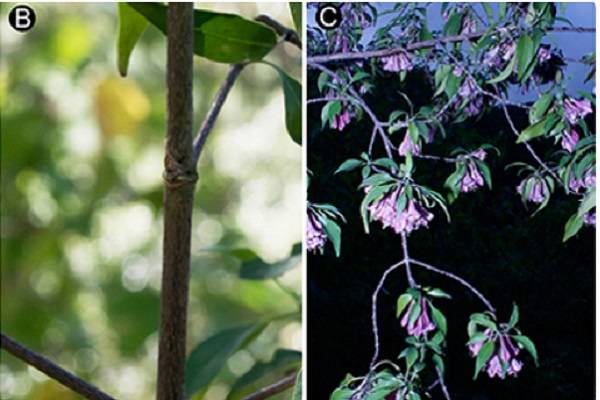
156,4,196,400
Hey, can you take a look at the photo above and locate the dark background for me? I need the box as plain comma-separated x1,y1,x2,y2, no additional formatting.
307,71,595,399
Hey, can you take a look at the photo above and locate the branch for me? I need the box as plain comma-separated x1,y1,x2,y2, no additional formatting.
309,63,394,159
307,27,595,64
368,259,407,371
157,4,196,400
242,372,298,400
436,367,451,400
0,333,115,400
408,258,496,314
491,85,572,193
192,64,245,164
401,232,416,287
255,14,302,49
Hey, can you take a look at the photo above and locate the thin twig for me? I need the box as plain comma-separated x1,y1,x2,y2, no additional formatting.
0,333,115,400
368,259,408,370
242,372,298,400
255,14,301,49
355,258,407,398
491,85,570,193
409,258,496,314
192,64,245,165
307,27,595,64
309,63,394,159
401,232,416,288
436,367,451,400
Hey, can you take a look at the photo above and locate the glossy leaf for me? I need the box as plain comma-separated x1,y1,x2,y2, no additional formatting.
227,349,301,399
516,117,548,143
292,370,302,400
516,34,536,81
239,244,301,280
563,212,584,242
473,341,494,380
513,335,539,366
323,218,342,257
396,294,413,318
487,56,516,84
264,62,302,144
129,3,277,63
289,3,302,33
117,3,148,77
185,322,269,398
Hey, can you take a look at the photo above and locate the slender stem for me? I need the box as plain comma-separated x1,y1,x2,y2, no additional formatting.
255,14,301,49
409,258,496,314
309,63,394,159
157,4,196,400
307,27,595,64
401,232,416,288
0,333,115,400
436,367,451,400
192,64,245,165
492,86,570,192
413,154,457,163
368,259,408,370
242,372,298,400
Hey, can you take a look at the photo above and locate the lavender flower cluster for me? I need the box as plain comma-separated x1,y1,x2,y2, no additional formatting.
367,187,433,235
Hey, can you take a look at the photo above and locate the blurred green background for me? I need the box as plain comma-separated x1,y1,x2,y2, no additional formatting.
0,3,301,399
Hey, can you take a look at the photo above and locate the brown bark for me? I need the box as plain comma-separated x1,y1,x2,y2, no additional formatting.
156,3,196,400
0,333,116,400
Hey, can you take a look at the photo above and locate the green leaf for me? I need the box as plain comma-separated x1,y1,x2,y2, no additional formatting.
323,219,342,257
470,313,497,330
396,294,413,318
405,347,418,370
513,335,539,366
516,35,536,81
466,332,489,345
427,288,451,299
117,3,148,77
185,322,269,398
443,12,463,36
321,101,342,128
239,254,301,280
563,212,584,242
577,187,596,217
508,303,519,328
475,160,492,189
473,341,494,379
227,349,301,399
516,117,548,143
432,354,445,375
292,370,302,400
529,93,553,123
487,55,516,84
289,3,302,33
129,3,277,63
267,64,302,145
335,159,363,174
429,304,447,335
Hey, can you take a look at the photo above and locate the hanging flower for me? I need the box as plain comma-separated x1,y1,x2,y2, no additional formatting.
306,209,327,253
367,188,433,235
560,129,580,152
584,211,596,226
461,163,485,193
381,51,413,72
470,333,524,379
564,97,593,124
537,46,552,63
517,178,548,204
399,298,436,337
332,110,352,131
398,131,421,156
458,77,478,98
